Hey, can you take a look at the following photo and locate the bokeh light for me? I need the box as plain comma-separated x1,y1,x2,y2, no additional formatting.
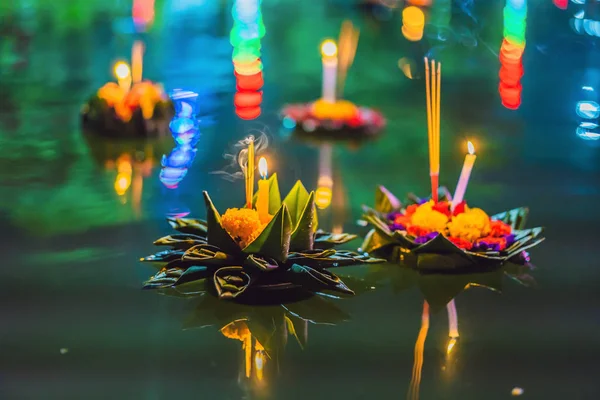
499,1,527,110
231,0,265,120
401,6,425,42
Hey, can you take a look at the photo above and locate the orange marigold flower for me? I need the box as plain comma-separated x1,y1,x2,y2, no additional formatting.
447,236,473,250
221,208,266,248
407,225,432,237
405,204,419,216
490,220,512,237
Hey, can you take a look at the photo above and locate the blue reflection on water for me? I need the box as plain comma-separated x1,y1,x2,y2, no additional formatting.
160,89,201,189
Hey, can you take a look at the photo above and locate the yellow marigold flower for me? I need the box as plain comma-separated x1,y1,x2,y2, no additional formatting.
114,101,132,122
97,82,126,107
312,99,359,120
410,200,449,233
447,207,491,242
221,208,266,248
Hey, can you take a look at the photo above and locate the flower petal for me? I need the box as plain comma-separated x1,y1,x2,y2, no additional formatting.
153,234,207,249
167,217,208,236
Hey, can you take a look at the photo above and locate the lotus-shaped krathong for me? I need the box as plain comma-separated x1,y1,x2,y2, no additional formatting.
360,186,544,272
142,176,383,300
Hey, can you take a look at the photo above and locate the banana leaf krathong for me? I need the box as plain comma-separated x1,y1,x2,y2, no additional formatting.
142,176,383,300
360,186,544,272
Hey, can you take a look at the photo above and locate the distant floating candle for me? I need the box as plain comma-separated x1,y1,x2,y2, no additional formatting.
321,39,338,103
451,141,476,211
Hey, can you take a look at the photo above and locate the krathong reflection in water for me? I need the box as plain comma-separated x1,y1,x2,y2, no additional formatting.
159,288,350,396
82,130,172,216
160,90,201,189
362,261,535,399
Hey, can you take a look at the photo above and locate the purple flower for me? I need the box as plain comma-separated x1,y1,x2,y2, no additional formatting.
418,198,429,205
389,222,406,231
387,211,402,220
505,234,515,247
414,231,439,244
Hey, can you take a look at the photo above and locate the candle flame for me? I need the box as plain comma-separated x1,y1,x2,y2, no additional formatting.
321,40,338,57
114,62,131,79
258,157,268,179
467,141,475,155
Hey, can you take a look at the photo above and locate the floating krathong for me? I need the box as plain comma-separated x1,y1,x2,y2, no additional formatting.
82,44,174,137
281,21,385,141
361,186,544,271
141,173,383,300
361,59,543,271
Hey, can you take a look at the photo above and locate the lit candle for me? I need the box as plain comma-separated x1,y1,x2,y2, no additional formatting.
245,138,255,209
256,157,270,223
114,62,132,93
321,40,338,103
451,141,476,211
131,41,144,84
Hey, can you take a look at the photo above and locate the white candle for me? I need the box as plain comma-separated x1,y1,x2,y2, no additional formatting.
321,40,338,103
451,141,476,210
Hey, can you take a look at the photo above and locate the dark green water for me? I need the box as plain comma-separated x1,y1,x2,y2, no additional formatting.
1,1,599,399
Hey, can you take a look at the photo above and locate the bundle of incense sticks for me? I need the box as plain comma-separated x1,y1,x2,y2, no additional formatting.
337,20,360,99
424,57,441,203
245,138,255,209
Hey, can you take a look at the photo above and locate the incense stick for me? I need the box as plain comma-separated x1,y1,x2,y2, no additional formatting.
246,138,255,209
424,58,441,203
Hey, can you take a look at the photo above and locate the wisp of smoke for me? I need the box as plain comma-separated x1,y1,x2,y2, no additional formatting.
210,132,269,182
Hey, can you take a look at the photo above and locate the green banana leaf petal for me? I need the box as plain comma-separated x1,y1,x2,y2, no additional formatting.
182,244,235,266
213,266,252,300
243,204,292,262
167,217,208,236
244,254,280,272
288,264,354,296
143,262,211,289
375,185,402,213
283,180,311,227
287,249,384,268
140,249,185,264
252,173,282,215
315,231,358,249
289,191,317,252
360,229,397,254
153,234,207,249
282,294,351,325
203,191,243,255
491,207,529,230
